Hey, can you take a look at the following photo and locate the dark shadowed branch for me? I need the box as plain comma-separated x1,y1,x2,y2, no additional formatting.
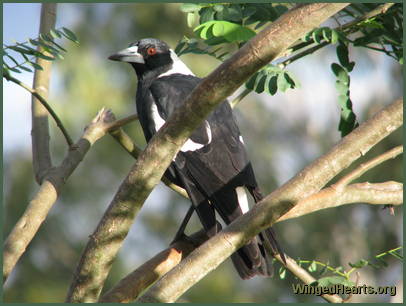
65,3,350,302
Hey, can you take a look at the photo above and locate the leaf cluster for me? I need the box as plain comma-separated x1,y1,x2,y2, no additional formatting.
176,3,402,136
278,246,403,288
3,27,78,76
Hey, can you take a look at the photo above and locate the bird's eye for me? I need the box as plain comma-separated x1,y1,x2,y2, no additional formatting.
147,47,157,56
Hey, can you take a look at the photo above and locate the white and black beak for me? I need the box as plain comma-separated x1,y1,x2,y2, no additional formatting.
108,45,145,64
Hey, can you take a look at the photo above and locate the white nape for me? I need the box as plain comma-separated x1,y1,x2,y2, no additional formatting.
159,50,195,78
236,186,249,214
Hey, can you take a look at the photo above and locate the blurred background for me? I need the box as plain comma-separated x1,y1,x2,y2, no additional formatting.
3,3,403,303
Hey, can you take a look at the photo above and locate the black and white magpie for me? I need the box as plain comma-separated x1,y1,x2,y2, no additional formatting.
109,38,283,279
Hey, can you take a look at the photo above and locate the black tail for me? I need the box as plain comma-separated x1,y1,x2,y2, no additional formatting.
229,186,285,279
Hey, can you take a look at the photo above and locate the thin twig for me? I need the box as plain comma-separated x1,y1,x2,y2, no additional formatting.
4,72,73,146
333,145,403,189
108,121,189,199
106,114,138,131
273,254,343,303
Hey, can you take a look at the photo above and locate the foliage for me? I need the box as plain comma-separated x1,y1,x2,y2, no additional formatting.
176,3,403,136
278,246,403,287
3,27,78,76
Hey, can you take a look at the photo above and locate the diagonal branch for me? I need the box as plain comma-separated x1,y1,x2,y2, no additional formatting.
31,3,57,184
333,145,403,188
65,3,350,302
137,98,402,302
101,178,401,302
3,109,116,282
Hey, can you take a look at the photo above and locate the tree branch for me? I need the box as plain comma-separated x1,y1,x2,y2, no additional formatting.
3,72,73,146
3,109,116,282
31,3,57,184
333,145,403,188
137,98,402,302
278,181,402,223
65,3,350,302
107,116,189,199
99,230,209,303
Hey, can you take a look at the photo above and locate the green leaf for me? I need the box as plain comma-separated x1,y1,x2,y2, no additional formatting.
254,74,266,93
61,27,79,43
265,74,278,95
277,72,290,92
245,72,258,90
195,21,256,43
187,12,196,28
8,66,21,73
331,30,339,44
222,5,243,23
331,63,349,85
50,29,62,38
19,65,32,72
279,267,286,279
313,276,354,287
335,80,348,95
7,45,35,55
28,61,43,70
35,51,55,61
322,27,331,42
336,44,354,72
199,7,215,23
349,259,369,268
308,261,317,272
284,71,300,89
312,28,323,44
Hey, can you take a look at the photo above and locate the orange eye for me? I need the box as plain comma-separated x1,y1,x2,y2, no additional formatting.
147,47,157,56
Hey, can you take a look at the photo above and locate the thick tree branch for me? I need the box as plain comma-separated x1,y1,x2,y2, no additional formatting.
3,109,115,282
137,98,402,302
31,3,57,184
278,181,402,223
99,230,209,303
65,4,349,302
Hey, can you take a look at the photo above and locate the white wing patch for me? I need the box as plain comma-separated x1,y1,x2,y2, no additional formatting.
151,102,211,153
239,135,245,144
236,187,249,214
180,121,212,152
150,102,166,131
159,50,195,78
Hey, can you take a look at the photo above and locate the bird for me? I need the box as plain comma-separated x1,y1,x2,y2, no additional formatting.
109,38,284,279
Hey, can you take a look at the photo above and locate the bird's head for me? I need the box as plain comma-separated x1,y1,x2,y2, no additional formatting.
109,38,173,78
